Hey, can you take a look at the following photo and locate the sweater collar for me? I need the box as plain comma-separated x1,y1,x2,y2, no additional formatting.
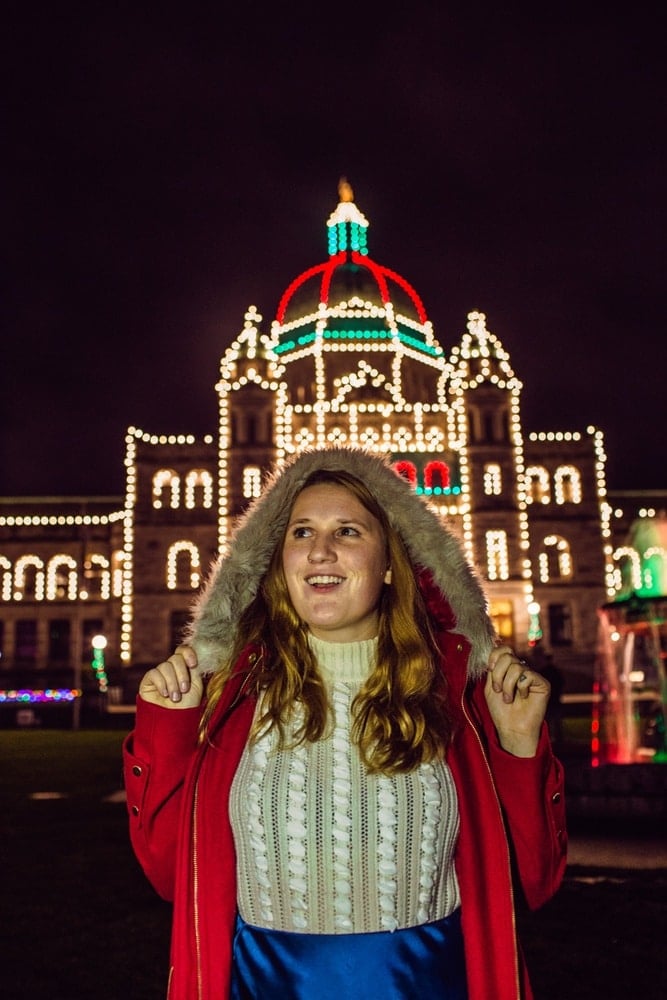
308,634,377,683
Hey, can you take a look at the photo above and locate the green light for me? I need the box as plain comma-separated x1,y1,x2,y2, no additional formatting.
327,219,369,256
322,329,391,341
274,340,296,355
397,332,442,357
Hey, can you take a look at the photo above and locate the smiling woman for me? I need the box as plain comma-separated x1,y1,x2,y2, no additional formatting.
281,479,392,642
123,447,566,1000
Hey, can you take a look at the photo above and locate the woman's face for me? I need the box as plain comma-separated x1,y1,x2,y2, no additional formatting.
282,483,391,642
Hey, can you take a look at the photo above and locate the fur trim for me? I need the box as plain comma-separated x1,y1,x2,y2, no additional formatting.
186,448,495,678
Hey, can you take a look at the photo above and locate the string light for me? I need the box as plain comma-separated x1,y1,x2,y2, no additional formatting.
3,187,644,673
185,470,214,509
120,429,137,662
242,466,262,499
153,469,180,509
483,464,502,496
486,531,510,581
554,465,582,505
13,555,45,601
45,554,78,600
0,688,81,703
166,541,201,590
525,467,551,504
0,555,11,601
539,536,573,582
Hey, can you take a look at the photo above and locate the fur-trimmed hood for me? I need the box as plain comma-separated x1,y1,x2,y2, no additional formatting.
187,448,495,679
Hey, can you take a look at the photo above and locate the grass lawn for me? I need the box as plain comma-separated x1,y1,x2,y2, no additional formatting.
1,730,665,999
1,730,172,1000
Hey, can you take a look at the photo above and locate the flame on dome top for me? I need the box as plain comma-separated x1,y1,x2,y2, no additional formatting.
338,177,354,203
274,183,433,334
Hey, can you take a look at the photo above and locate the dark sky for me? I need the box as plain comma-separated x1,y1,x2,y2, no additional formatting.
3,4,665,497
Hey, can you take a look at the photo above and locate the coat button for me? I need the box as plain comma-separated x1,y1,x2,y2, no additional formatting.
248,653,257,665
131,805,139,816
552,791,561,804
456,643,463,652
132,765,142,777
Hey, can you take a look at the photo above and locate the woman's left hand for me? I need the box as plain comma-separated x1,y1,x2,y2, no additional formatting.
484,645,551,757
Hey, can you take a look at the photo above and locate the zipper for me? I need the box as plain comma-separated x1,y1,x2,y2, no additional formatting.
191,650,261,995
460,685,521,1000
193,780,203,1000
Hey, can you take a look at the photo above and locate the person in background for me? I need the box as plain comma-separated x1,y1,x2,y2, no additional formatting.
124,447,566,1000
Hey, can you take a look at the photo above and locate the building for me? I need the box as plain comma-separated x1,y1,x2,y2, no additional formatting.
1,183,665,708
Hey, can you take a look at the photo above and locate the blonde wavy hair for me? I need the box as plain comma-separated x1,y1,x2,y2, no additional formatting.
201,469,451,773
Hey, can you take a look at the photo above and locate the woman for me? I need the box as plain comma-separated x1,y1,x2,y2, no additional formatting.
124,447,566,999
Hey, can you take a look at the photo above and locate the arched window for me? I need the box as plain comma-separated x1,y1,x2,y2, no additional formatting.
184,469,214,509
111,550,124,597
612,546,642,592
153,469,180,509
539,535,573,582
393,461,417,487
424,461,450,492
525,466,550,504
554,465,582,504
14,555,45,601
47,554,78,600
486,530,509,581
0,555,12,601
243,466,262,499
166,542,201,590
483,463,502,496
81,554,111,600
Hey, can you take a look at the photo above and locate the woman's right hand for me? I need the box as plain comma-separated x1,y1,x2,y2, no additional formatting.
138,644,204,709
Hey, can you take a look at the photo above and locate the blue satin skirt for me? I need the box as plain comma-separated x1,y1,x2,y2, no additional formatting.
230,909,467,999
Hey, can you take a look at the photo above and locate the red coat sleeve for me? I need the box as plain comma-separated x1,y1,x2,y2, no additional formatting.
470,680,568,910
123,697,202,901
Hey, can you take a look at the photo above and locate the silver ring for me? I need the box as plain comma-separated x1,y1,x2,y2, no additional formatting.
518,672,528,683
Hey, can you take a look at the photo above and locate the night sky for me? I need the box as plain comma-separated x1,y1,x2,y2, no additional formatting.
4,4,665,498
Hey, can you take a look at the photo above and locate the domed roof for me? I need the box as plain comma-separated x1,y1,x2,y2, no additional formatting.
270,181,443,364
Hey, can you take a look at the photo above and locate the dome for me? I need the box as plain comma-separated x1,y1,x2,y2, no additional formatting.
270,181,443,365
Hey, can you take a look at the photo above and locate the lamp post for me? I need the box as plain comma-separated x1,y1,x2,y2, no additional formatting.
527,600,543,646
91,634,109,694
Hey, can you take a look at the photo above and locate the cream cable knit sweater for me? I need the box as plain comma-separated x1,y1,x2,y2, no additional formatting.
229,636,461,934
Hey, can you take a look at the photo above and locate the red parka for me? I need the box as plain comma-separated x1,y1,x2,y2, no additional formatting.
124,634,566,999
124,448,567,998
